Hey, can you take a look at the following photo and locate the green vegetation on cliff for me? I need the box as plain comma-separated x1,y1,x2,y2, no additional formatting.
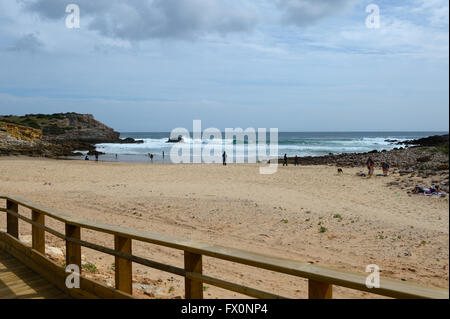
0,113,79,134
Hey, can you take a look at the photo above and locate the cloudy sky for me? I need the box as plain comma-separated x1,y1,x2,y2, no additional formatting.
0,0,448,132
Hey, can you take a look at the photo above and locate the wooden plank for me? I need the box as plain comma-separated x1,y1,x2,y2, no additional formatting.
0,277,49,293
184,251,203,299
309,279,332,299
0,270,42,281
65,223,81,269
6,208,65,241
0,232,132,299
6,200,18,239
1,195,77,224
114,235,132,295
0,281,61,299
12,230,286,299
32,210,45,254
186,271,286,299
0,266,32,274
0,249,66,299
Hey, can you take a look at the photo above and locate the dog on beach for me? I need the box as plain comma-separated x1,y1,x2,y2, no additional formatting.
337,168,343,174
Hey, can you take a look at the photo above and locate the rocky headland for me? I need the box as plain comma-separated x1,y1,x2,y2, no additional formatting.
0,113,143,157
280,134,449,193
280,134,448,173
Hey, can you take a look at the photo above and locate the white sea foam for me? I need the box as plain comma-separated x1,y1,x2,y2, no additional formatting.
93,133,422,159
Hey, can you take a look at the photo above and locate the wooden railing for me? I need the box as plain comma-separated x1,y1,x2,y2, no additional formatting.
0,194,448,299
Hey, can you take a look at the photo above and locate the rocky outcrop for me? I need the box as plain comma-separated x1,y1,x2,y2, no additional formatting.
119,137,144,144
44,113,121,144
399,134,449,147
0,123,95,157
0,113,121,157
0,122,42,142
0,113,120,144
281,135,449,179
0,122,47,156
167,136,183,143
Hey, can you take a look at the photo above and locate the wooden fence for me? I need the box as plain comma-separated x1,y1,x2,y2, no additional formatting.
0,194,447,299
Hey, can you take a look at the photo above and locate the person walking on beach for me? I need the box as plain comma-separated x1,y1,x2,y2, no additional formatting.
366,157,375,177
294,155,299,166
283,154,288,166
162,151,165,160
95,151,99,162
382,162,390,176
222,151,227,166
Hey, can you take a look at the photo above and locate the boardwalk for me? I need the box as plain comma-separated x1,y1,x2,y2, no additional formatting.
0,250,68,299
0,194,448,299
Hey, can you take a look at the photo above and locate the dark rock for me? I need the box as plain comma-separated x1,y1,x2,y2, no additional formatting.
399,134,449,147
167,136,183,143
119,137,144,144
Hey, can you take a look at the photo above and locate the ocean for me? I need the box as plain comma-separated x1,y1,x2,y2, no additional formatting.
80,131,447,163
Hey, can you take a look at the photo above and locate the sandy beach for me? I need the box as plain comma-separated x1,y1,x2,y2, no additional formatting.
0,157,448,298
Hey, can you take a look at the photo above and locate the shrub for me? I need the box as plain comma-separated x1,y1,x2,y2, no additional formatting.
82,262,98,273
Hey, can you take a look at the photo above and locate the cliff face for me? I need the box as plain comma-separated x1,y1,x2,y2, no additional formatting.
42,113,120,143
0,113,121,157
0,121,47,156
0,113,120,144
0,122,42,142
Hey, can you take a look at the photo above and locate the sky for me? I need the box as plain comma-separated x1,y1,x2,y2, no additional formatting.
0,0,448,132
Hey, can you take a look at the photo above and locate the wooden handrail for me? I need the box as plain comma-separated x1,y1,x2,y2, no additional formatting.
0,194,448,299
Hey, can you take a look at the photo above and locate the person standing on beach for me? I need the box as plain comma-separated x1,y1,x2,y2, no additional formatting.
95,151,99,162
283,154,288,166
366,157,375,177
222,151,227,166
162,151,165,160
294,155,299,166
382,162,390,176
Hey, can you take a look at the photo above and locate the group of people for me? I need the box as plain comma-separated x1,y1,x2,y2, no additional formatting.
366,157,390,177
282,154,300,166
413,184,445,196
84,151,100,162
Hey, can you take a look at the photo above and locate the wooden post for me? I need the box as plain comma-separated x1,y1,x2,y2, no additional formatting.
308,279,332,299
32,210,45,254
6,200,19,239
114,235,132,294
184,251,203,299
65,223,81,270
